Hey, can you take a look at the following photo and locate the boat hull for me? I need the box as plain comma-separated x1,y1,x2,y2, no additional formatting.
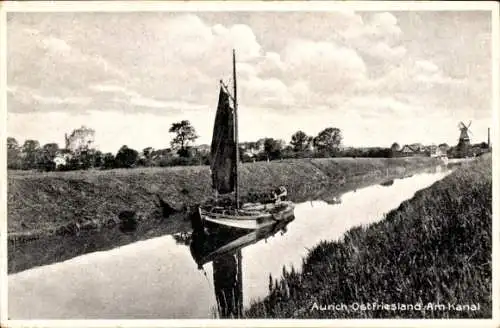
199,201,295,230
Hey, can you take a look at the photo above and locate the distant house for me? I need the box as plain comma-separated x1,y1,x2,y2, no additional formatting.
427,145,438,157
194,144,211,156
400,144,424,156
242,147,259,159
53,155,67,168
400,145,415,155
53,149,72,168
151,148,177,160
255,139,266,153
434,145,448,157
241,141,264,157
409,143,424,152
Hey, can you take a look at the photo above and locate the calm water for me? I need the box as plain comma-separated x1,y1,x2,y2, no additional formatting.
9,169,450,319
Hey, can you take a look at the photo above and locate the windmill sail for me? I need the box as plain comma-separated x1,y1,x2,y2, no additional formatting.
211,86,236,195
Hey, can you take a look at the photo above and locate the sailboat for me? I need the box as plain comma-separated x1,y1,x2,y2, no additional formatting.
198,50,295,231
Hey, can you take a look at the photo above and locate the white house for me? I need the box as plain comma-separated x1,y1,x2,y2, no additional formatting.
53,154,67,168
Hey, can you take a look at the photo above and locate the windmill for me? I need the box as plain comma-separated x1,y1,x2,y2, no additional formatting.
457,120,473,148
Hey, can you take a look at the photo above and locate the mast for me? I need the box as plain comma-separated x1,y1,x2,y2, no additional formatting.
234,49,243,317
233,49,240,209
488,127,490,148
237,250,243,317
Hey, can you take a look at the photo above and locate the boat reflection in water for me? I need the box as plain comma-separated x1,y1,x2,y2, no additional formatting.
189,216,295,318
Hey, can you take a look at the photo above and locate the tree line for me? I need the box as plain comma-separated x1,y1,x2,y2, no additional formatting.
7,120,410,172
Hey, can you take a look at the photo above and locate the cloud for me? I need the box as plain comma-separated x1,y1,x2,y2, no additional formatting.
32,94,91,105
89,84,130,94
211,23,262,60
88,83,142,99
282,39,367,94
368,12,402,38
9,85,89,105
129,96,172,109
129,96,207,111
242,76,292,107
9,27,127,102
6,85,17,94
415,59,439,73
8,13,370,115
42,36,72,53
339,95,421,119
366,57,466,95
22,27,40,35
367,42,407,60
88,83,208,112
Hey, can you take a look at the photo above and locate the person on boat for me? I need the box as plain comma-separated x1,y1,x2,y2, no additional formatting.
272,186,288,203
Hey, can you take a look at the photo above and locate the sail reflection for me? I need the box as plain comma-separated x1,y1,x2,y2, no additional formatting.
189,217,295,318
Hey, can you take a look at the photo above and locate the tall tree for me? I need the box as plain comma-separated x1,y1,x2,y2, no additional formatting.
102,152,116,169
313,128,342,153
143,147,154,160
35,143,60,171
115,145,139,168
22,139,40,153
7,137,19,150
438,143,450,150
93,150,104,168
169,120,198,154
290,130,312,152
7,137,21,169
79,149,97,169
22,139,41,169
390,142,401,152
263,138,283,161
42,143,60,158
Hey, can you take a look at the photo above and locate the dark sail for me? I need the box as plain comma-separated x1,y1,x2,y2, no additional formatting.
211,86,236,194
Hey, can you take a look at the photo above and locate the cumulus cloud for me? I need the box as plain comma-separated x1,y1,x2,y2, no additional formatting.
415,59,439,73
337,95,427,128
282,39,367,94
368,12,403,38
41,36,72,53
367,42,407,61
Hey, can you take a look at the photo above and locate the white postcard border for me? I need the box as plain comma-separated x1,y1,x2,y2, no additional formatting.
0,1,498,327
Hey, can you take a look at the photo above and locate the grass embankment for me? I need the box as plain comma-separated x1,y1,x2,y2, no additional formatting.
8,157,439,238
246,155,492,318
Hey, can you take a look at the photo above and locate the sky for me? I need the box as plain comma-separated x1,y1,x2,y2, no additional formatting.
6,10,493,153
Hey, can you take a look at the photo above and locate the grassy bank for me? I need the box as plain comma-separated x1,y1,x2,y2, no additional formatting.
246,155,492,318
8,157,440,237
